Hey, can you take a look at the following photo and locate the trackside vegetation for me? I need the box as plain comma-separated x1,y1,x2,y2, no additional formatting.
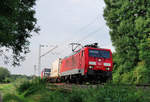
1,78,150,102
1,0,150,102
104,0,150,84
0,0,39,66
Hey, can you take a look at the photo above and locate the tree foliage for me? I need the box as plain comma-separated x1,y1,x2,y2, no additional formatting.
0,67,10,82
0,0,39,65
104,0,150,84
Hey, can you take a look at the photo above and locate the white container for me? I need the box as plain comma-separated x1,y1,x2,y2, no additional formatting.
50,58,61,78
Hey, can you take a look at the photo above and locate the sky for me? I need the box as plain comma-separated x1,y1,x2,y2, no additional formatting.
1,0,114,75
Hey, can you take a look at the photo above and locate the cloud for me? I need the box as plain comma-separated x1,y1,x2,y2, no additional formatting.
69,0,81,3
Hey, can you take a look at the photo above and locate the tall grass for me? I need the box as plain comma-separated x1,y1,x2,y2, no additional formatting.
3,94,27,102
38,84,149,102
2,78,47,102
2,79,150,102
17,78,47,97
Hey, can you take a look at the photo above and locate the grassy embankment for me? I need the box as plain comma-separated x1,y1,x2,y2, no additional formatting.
0,84,15,95
0,83,34,102
0,79,150,102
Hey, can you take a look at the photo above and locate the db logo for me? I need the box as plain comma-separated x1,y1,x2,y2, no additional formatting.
98,63,102,65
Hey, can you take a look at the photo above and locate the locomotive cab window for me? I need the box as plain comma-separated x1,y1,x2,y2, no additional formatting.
89,49,110,58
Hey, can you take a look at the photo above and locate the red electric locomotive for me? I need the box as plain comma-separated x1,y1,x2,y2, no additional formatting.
59,43,113,82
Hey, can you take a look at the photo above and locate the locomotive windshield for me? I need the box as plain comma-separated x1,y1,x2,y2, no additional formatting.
89,49,110,58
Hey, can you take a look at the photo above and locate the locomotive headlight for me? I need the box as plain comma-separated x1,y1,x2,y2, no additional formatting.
89,66,94,69
104,63,111,66
98,59,101,61
106,67,110,70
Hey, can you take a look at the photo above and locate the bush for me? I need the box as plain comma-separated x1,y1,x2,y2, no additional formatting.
40,91,67,102
113,72,122,84
112,61,150,84
133,65,150,84
0,67,10,83
120,72,133,84
67,91,83,102
3,93,23,102
17,78,47,97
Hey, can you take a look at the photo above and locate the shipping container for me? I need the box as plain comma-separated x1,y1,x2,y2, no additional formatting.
41,68,51,79
50,58,61,78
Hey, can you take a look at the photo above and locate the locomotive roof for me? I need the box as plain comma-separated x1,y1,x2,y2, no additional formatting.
63,47,111,59
84,46,111,51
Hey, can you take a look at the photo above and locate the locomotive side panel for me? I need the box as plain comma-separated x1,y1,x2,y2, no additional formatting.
60,50,85,76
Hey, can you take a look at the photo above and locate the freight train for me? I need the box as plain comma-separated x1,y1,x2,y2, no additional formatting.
41,43,113,83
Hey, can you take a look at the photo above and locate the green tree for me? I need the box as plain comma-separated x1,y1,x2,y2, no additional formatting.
0,0,39,65
104,0,150,84
0,67,10,83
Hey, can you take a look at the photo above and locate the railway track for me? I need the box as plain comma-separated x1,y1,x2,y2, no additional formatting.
51,82,150,87
48,83,150,91
47,83,99,91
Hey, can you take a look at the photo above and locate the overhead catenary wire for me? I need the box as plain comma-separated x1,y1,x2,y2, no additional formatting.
38,0,111,70
50,17,100,56
45,12,105,59
74,17,98,33
54,27,102,58
77,27,102,44
57,13,103,46
56,16,99,48
56,30,103,57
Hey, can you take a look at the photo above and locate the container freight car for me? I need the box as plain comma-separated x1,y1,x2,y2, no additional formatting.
41,68,51,79
50,58,61,82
